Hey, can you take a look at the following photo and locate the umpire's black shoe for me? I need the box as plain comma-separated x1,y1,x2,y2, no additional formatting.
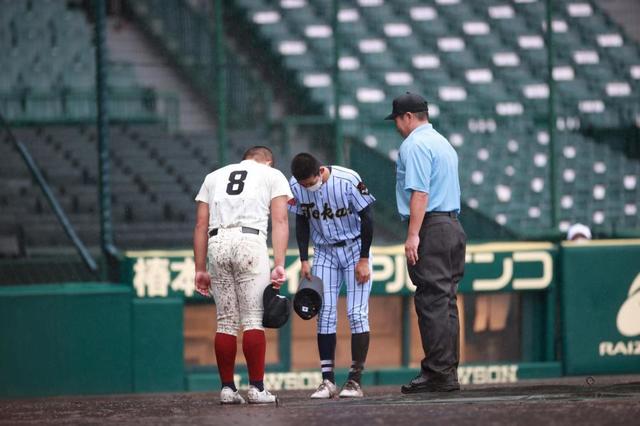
400,375,460,394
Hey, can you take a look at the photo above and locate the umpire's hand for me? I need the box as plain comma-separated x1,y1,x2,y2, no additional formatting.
405,234,420,266
195,271,211,297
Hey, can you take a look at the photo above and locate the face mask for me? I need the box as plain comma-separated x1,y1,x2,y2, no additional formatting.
307,177,323,192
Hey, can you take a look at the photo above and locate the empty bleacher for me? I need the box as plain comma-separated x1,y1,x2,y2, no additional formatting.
229,0,640,236
2,0,638,255
0,123,221,250
0,0,162,123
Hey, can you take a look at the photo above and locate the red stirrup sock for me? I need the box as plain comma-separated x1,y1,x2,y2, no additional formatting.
215,332,238,389
243,329,266,389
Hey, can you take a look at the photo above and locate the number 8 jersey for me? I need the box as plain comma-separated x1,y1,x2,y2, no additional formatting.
195,159,293,234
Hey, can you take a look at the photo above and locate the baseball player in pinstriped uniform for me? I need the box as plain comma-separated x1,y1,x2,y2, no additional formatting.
193,146,293,405
288,153,375,398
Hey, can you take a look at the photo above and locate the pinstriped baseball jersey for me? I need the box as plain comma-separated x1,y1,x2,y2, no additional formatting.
288,166,375,245
289,166,375,334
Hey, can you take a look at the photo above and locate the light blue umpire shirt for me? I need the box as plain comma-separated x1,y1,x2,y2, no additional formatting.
395,123,461,219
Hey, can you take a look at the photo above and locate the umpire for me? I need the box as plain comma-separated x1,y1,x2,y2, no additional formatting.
386,93,466,393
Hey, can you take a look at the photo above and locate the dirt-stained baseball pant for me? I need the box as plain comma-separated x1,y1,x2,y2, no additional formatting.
208,228,271,335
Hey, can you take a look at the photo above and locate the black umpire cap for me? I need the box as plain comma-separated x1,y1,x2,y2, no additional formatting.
384,92,429,120
263,284,291,328
293,276,324,320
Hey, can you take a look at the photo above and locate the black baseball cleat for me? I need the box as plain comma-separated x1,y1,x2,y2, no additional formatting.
400,375,461,394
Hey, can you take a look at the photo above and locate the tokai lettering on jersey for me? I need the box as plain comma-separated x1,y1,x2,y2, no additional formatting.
300,202,354,220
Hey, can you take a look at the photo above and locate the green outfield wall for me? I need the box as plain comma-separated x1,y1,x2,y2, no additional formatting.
0,284,183,398
560,240,640,375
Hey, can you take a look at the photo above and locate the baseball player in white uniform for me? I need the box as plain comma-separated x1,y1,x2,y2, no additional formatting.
193,146,293,405
289,153,375,398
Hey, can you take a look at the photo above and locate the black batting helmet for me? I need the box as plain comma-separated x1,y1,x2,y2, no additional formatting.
262,284,291,328
293,276,324,320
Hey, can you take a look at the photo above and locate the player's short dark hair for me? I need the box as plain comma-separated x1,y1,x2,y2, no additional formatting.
291,153,321,181
414,110,429,121
243,146,274,164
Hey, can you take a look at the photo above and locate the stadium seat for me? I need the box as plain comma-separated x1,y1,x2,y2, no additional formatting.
0,0,155,123
4,0,637,241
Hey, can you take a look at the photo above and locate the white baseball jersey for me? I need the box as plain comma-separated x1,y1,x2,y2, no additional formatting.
195,159,293,234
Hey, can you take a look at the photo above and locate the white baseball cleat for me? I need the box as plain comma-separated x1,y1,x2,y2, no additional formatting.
220,387,245,404
310,379,338,399
339,380,364,398
247,386,277,404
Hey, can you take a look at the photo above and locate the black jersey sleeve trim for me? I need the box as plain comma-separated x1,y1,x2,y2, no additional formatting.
296,213,311,261
358,205,373,259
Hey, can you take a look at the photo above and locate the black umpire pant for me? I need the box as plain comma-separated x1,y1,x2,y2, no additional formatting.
407,214,466,383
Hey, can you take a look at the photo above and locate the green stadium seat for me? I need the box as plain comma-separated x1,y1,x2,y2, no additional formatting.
467,31,508,54
411,18,450,42
470,82,513,105
282,50,318,71
418,68,454,87
556,79,592,102
0,65,20,94
603,44,640,67
553,30,586,52
358,98,391,121
20,65,57,92
61,62,96,91
519,49,548,69
576,62,616,83
0,0,153,123
281,4,322,28
0,27,12,50
0,97,23,120
254,18,293,40
155,0,640,237
493,16,533,38
338,19,371,40
24,94,64,120
357,2,399,27
438,2,477,23
440,49,480,69
358,43,398,69
563,3,612,36
107,63,138,89
236,0,269,10
340,69,374,87
384,24,423,53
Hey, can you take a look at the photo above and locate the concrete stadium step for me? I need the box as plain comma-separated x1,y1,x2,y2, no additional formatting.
106,18,216,133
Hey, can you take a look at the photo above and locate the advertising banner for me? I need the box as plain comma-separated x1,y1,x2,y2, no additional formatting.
121,242,556,298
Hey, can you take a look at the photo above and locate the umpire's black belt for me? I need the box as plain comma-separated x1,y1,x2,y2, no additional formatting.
208,227,260,237
426,211,458,218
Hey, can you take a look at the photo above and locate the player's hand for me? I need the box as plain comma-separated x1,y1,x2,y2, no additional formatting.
300,260,312,280
355,258,370,284
195,270,211,297
405,234,420,266
270,265,286,289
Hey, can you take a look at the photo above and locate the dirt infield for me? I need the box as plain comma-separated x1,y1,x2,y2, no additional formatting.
2,376,639,425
